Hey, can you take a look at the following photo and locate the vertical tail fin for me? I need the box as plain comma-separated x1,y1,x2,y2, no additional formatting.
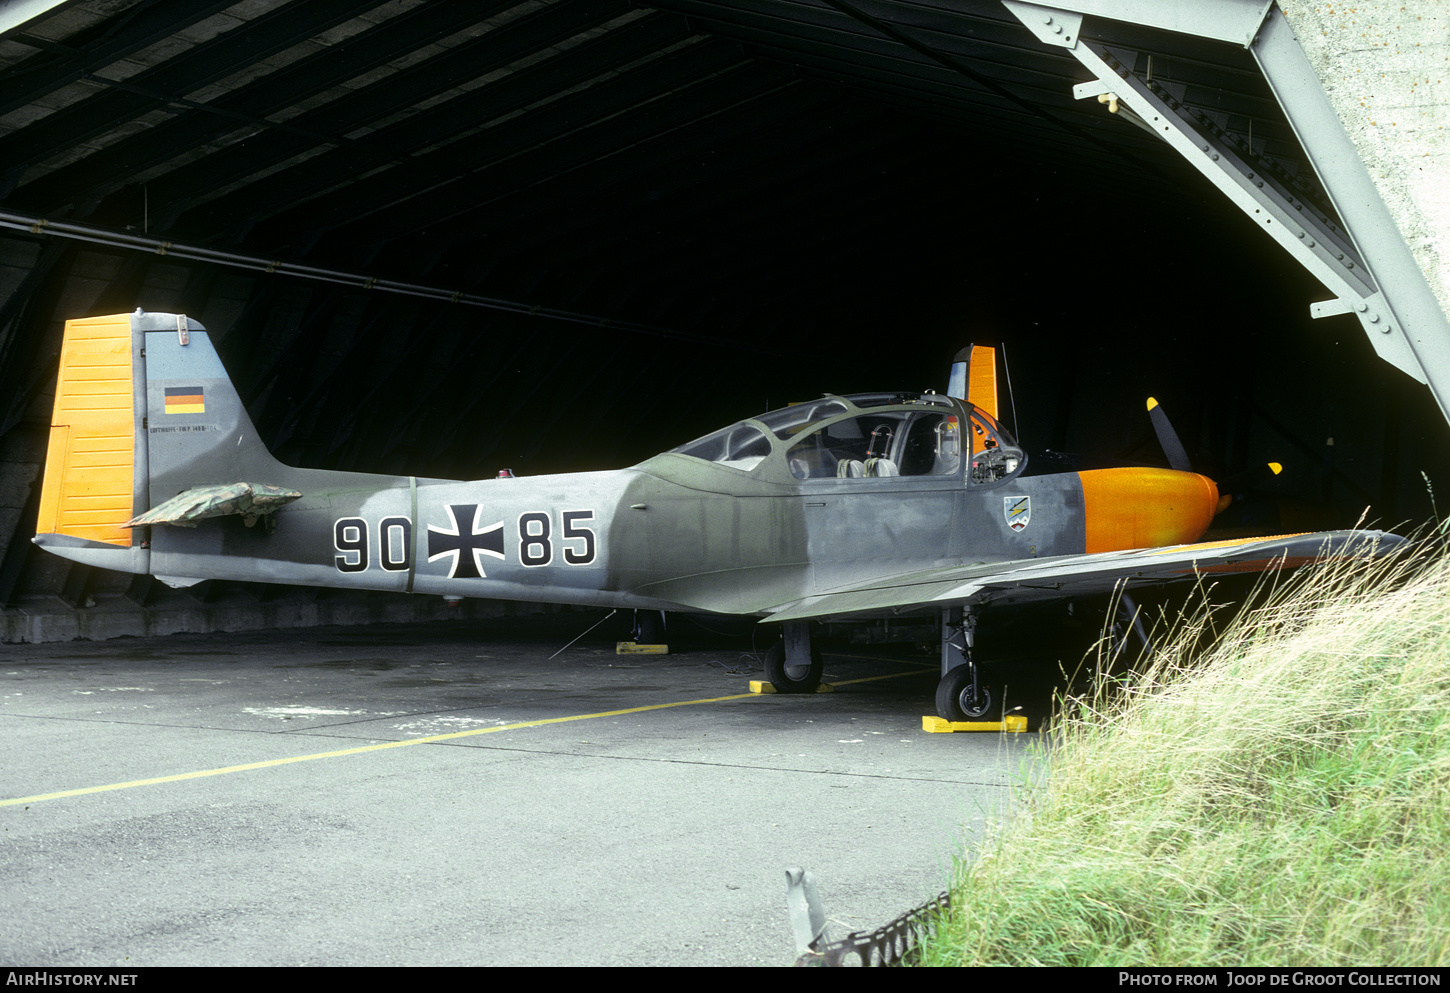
34,310,283,573
138,311,281,496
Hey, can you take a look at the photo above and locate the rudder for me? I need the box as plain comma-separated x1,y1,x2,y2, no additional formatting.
35,313,141,549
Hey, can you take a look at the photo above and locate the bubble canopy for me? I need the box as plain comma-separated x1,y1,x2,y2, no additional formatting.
666,393,1025,485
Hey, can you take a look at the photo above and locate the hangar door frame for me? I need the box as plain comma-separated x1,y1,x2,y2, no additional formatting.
1003,0,1450,430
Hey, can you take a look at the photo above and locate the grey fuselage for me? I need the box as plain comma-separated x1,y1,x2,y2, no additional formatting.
143,426,1084,616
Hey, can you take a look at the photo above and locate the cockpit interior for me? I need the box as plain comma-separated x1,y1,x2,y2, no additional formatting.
669,393,1026,485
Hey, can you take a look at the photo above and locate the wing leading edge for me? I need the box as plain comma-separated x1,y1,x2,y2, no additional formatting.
762,530,1405,623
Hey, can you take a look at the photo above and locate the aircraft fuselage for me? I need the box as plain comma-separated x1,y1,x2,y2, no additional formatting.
133,456,1218,617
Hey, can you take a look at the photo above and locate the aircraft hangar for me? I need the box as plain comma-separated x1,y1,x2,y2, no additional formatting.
1,0,1447,640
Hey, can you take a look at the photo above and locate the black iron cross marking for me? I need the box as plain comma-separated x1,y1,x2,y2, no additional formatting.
426,504,505,579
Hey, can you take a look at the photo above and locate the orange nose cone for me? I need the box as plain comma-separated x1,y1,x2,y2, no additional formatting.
1080,468,1220,554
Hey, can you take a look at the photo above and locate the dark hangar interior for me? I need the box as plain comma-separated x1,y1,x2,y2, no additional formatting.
1,0,1443,616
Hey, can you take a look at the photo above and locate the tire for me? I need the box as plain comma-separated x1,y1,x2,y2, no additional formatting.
633,609,665,644
764,639,823,693
936,666,993,722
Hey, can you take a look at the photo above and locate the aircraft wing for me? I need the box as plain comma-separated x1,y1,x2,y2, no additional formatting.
762,530,1404,623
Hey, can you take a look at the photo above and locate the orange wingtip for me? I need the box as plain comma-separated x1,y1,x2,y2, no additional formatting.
1147,533,1311,555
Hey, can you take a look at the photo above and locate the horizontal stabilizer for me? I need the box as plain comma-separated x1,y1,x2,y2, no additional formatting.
32,531,149,573
124,482,302,528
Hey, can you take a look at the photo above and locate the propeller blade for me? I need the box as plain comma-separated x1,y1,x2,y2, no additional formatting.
1146,397,1192,472
1218,461,1283,490
1216,463,1285,516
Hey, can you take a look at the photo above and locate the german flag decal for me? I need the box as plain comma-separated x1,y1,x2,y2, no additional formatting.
164,386,205,414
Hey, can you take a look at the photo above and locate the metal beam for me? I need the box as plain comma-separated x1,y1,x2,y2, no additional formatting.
199,10,694,243
0,1,238,117
1002,1,1450,426
1005,0,1275,47
0,0,387,185
0,0,81,40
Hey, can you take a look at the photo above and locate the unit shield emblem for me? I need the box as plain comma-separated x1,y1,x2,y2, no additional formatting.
1004,495,1031,532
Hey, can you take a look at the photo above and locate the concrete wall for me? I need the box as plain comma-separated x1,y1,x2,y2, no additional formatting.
1283,0,1450,318
1,587,570,645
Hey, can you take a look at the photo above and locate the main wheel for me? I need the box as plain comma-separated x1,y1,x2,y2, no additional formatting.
936,666,993,722
764,639,823,693
633,609,665,644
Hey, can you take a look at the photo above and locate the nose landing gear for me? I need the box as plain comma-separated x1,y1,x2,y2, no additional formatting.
937,606,992,722
936,662,993,722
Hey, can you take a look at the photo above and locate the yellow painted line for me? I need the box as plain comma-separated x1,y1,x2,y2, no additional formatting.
830,669,932,686
4,654,936,808
750,664,930,694
829,652,937,674
1,689,762,808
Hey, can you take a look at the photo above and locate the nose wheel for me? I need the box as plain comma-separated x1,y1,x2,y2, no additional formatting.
936,664,993,722
937,605,994,722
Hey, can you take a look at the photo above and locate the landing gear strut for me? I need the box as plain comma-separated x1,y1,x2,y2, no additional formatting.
1107,592,1154,665
764,619,823,693
936,606,992,721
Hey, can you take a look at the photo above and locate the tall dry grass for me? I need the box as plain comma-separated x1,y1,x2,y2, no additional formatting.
919,540,1450,966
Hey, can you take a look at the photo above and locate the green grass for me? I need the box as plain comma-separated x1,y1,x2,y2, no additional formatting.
917,542,1450,967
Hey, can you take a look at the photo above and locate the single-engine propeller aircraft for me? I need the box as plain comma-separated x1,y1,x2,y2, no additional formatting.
35,311,1401,720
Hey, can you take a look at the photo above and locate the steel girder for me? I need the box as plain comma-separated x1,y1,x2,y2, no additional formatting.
1003,0,1450,428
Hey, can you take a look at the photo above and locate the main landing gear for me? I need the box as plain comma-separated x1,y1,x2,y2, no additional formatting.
631,609,666,644
761,611,994,721
763,619,824,693
761,599,1146,721
937,606,993,722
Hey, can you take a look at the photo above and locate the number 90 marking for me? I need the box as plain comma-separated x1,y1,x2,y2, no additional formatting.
335,516,414,573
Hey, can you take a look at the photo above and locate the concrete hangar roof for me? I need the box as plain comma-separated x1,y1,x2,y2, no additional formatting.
0,0,1445,619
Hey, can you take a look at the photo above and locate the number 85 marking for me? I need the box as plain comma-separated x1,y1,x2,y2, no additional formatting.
519,509,596,567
